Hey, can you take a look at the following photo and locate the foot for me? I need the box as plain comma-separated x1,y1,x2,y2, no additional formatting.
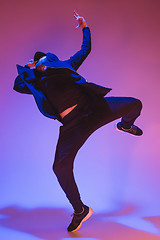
67,205,93,232
115,122,143,136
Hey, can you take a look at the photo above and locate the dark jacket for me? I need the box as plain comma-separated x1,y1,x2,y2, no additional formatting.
13,27,111,120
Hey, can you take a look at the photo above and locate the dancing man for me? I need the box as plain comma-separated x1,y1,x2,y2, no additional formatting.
13,11,143,232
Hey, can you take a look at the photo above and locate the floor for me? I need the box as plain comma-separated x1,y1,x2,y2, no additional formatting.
0,206,160,240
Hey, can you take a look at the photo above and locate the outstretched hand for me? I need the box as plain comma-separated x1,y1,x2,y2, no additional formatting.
26,59,36,68
74,11,87,29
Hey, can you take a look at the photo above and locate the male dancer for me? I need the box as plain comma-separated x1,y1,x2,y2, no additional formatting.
13,11,143,232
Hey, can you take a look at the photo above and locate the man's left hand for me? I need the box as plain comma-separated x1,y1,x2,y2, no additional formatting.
74,11,87,29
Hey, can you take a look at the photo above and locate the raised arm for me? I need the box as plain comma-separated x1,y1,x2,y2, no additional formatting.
67,11,91,71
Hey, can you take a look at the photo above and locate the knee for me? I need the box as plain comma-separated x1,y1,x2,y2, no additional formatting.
53,160,73,178
53,162,60,176
136,99,143,111
53,162,63,179
132,98,143,111
52,154,65,176
53,152,75,177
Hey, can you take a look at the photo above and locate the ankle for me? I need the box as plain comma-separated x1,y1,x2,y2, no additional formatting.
121,122,132,130
121,125,132,131
74,207,84,215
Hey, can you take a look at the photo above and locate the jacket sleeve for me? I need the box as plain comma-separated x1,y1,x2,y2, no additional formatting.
13,75,32,94
67,27,91,71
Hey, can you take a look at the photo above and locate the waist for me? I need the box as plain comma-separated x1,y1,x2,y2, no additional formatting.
59,104,78,119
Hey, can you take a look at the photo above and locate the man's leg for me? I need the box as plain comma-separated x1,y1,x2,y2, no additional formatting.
52,96,142,232
53,96,142,210
104,96,143,135
53,125,86,213
53,113,93,232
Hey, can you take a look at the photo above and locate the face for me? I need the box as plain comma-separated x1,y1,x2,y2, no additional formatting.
36,64,47,72
27,59,36,68
36,56,47,72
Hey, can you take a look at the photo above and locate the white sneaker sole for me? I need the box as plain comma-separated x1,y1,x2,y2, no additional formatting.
114,123,119,131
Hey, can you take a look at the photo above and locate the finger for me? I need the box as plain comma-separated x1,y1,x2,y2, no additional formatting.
75,24,80,29
74,14,79,20
74,10,79,19
28,59,34,63
74,10,79,16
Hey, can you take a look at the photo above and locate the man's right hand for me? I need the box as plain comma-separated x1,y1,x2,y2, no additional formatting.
26,59,36,68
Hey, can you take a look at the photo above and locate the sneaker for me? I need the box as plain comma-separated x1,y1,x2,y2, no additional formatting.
115,122,143,136
67,205,93,232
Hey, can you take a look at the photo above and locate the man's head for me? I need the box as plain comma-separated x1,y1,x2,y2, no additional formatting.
28,51,59,72
34,51,47,72
34,51,46,62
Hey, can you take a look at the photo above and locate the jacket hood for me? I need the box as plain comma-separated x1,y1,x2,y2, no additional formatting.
34,52,46,61
46,52,59,62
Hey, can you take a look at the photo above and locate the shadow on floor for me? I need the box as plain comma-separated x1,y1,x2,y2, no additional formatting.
0,205,160,240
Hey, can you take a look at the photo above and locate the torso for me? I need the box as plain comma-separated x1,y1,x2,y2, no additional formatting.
37,68,87,119
60,104,78,119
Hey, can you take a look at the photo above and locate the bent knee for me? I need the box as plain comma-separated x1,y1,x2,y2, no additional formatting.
131,97,143,111
52,162,57,174
135,98,142,110
53,161,73,177
53,162,61,175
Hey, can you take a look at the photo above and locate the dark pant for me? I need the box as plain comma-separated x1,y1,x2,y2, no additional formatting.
53,96,142,212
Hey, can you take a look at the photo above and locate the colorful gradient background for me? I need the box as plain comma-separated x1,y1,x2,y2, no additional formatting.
1,0,160,225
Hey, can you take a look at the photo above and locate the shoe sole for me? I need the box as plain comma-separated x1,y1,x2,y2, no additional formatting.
70,207,93,232
114,123,139,137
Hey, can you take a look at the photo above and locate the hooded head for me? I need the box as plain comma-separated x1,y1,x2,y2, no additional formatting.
34,51,59,63
34,52,46,62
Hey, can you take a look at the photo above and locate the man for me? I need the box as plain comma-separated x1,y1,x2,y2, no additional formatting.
13,11,143,232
